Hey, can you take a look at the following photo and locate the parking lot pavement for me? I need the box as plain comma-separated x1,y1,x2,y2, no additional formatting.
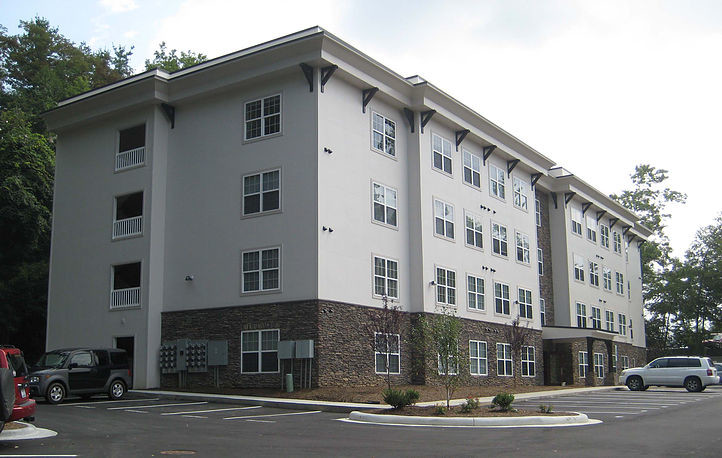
511,385,722,421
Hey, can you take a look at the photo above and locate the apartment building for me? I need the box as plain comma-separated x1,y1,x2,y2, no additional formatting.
43,27,650,390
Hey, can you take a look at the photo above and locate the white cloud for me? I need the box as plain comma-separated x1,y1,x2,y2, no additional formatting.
99,0,139,13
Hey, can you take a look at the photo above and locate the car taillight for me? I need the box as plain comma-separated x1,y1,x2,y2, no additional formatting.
128,369,132,377
707,369,713,376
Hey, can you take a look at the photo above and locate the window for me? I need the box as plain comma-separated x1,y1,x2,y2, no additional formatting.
371,112,396,157
515,231,530,264
518,288,532,319
438,352,459,375
436,267,456,306
613,345,618,372
243,169,280,215
113,191,143,239
465,212,483,249
241,329,279,373
603,267,612,291
535,199,541,227
432,134,453,174
619,314,627,336
540,298,546,326
586,215,597,242
605,310,615,332
373,256,399,299
467,275,485,311
600,225,610,248
576,302,587,328
242,247,280,292
537,248,544,276
374,333,400,374
630,319,634,339
521,346,535,377
497,343,513,376
613,231,622,253
245,94,281,140
620,355,630,370
578,351,589,378
491,222,508,257
513,176,528,210
593,353,604,378
489,164,506,199
494,282,510,315
571,207,583,235
116,124,145,171
591,306,601,329
625,239,629,262
434,199,455,239
462,149,481,188
573,254,585,282
469,340,488,376
615,272,624,294
111,262,141,309
372,182,397,227
589,261,599,287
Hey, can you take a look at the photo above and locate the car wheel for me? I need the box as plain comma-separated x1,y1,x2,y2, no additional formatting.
684,376,702,392
626,375,644,391
108,380,126,400
46,382,66,404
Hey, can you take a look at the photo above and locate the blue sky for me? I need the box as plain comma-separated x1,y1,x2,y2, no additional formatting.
3,0,722,256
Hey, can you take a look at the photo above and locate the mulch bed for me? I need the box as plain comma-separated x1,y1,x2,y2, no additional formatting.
4,422,27,430
373,405,572,417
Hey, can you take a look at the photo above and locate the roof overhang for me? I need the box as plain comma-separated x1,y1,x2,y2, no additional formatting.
542,326,623,342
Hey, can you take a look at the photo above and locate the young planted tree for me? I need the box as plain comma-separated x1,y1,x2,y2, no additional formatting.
504,317,534,387
365,296,402,390
145,42,207,72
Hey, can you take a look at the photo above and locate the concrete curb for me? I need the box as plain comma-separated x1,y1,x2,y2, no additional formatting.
0,422,58,441
415,386,616,408
348,410,595,427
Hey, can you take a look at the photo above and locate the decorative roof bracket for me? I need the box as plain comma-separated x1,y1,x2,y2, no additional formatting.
420,110,436,133
455,129,470,151
161,103,175,129
482,145,496,165
403,108,415,133
581,202,593,215
362,87,379,113
564,191,576,206
320,65,338,93
596,210,607,223
531,173,542,190
507,159,520,177
299,63,313,92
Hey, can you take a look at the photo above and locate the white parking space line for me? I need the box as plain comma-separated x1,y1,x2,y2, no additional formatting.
162,406,263,416
73,405,96,409
246,419,276,423
125,410,149,414
58,397,160,407
107,401,207,410
224,410,321,420
182,415,208,419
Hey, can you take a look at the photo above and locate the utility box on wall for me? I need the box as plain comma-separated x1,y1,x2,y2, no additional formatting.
278,341,296,360
159,342,178,374
186,340,208,373
295,340,314,359
207,340,228,366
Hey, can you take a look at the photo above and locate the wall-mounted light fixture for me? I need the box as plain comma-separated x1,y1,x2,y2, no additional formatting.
185,275,194,282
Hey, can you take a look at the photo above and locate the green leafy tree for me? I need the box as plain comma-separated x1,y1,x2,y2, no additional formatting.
145,42,207,72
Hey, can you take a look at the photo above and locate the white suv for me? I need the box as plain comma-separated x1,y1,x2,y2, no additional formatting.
620,356,719,392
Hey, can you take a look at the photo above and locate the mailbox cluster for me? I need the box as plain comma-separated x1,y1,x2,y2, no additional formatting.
160,339,228,374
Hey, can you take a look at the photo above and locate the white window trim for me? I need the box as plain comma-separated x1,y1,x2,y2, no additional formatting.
489,163,506,201
515,231,530,265
615,271,625,295
512,175,528,211
537,248,544,276
578,351,589,378
374,332,401,374
462,148,482,190
431,133,453,176
540,298,546,326
613,231,623,254
518,287,533,320
243,93,282,142
589,261,600,288
570,207,583,237
573,254,585,283
241,246,281,294
600,225,610,249
240,329,280,374
469,340,488,376
371,180,399,230
370,111,397,159
591,306,602,329
576,302,587,328
605,310,615,332
435,265,457,307
433,198,455,241
464,210,484,251
242,168,282,218
497,343,513,377
521,346,536,377
618,313,627,336
494,281,511,316
593,353,605,378
466,273,486,312
491,221,509,258
535,199,542,227
586,215,598,243
372,254,400,300
603,267,613,291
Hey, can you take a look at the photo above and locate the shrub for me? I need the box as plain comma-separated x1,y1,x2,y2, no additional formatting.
460,397,480,413
434,405,446,415
383,388,420,409
491,393,515,411
538,404,554,414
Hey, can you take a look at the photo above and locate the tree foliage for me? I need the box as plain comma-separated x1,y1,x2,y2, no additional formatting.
144,42,207,73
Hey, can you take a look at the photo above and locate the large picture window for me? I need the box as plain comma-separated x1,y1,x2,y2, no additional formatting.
245,94,281,140
241,329,279,373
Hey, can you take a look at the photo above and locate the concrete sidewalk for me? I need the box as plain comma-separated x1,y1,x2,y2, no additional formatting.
133,385,618,413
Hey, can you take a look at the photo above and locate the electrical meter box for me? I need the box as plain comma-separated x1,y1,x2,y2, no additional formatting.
159,341,178,374
295,340,314,359
186,340,208,373
175,338,189,371
278,341,295,360
207,340,228,366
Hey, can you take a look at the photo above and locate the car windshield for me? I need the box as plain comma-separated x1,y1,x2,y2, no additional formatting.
7,354,28,377
35,352,70,369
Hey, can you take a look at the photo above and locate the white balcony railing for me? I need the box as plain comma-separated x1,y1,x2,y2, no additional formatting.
115,146,145,171
113,215,143,239
110,287,141,309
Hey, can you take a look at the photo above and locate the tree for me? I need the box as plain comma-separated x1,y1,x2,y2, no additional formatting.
145,42,207,73
504,317,534,386
365,296,403,390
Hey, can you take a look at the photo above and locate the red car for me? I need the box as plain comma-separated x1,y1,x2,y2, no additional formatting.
0,345,36,433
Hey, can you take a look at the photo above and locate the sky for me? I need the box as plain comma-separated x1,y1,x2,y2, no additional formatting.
2,0,721,257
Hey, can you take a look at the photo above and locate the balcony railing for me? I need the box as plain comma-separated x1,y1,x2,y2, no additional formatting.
113,216,143,239
110,287,141,309
115,146,145,171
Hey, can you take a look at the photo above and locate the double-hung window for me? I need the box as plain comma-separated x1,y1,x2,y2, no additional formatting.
605,310,615,331
513,176,528,210
620,355,630,370
373,256,399,299
465,212,483,249
537,248,544,276
603,267,612,291
535,199,542,226
600,225,610,248
434,199,455,239
591,306,601,329
241,329,279,373
494,282,510,315
540,298,546,326
374,333,400,374
518,288,532,319
571,207,583,235
573,254,585,282
371,112,396,157
576,302,587,328
586,215,597,242
616,272,624,294
589,261,599,287
243,169,280,215
619,314,627,336
242,247,280,292
497,343,513,376
521,346,535,377
372,182,398,227
245,94,281,140
515,231,530,264
593,353,604,378
467,275,485,311
432,134,453,174
613,231,622,253
578,351,589,378
491,222,508,257
469,340,488,376
436,267,456,306
489,164,506,199
462,149,481,188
